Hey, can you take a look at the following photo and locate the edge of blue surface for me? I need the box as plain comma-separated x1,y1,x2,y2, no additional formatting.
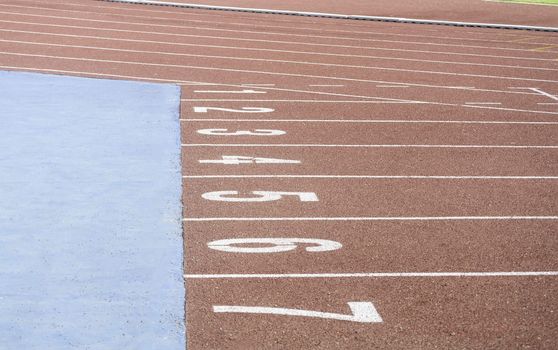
0,71,185,349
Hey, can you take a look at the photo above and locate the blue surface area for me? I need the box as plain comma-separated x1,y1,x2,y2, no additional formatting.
0,71,184,349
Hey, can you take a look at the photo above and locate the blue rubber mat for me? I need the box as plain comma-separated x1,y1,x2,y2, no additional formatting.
0,71,184,349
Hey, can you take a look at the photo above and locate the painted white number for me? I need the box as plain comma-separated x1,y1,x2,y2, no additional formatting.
197,129,286,136
193,107,274,113
213,302,383,323
202,191,319,202
199,155,301,165
207,238,342,253
194,89,266,94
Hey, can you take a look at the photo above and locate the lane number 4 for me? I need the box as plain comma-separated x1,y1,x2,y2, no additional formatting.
199,155,300,165
197,129,286,136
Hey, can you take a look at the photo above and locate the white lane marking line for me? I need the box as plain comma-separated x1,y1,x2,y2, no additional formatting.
183,175,558,179
459,105,558,115
529,87,558,101
3,41,556,85
2,20,556,66
182,99,413,103
193,89,266,94
376,85,409,88
465,102,502,105
7,2,558,46
0,35,550,99
0,1,228,19
185,271,558,279
183,216,558,222
484,0,558,6
538,103,558,105
50,0,558,38
0,57,415,103
2,9,553,53
3,64,556,116
180,119,558,125
308,84,345,87
3,32,558,77
182,144,558,149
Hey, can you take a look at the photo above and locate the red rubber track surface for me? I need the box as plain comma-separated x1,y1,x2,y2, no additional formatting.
1,1,557,348
156,0,558,27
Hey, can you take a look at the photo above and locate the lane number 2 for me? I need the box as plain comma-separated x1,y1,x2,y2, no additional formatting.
207,238,342,253
194,107,274,113
214,301,383,323
202,191,319,202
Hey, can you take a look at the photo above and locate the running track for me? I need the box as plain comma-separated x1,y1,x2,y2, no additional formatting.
1,0,557,348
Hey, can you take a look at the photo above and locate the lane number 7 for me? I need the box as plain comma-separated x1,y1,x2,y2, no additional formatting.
214,301,383,323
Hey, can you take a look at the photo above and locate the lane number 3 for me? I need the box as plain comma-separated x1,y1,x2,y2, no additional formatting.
197,129,286,136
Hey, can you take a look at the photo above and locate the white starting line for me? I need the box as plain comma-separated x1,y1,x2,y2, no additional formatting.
184,271,558,279
182,144,558,149
183,175,558,180
180,119,558,125
183,216,558,222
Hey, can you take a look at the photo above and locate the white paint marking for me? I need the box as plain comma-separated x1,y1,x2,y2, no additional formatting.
4,32,558,78
465,102,502,105
199,156,300,165
180,119,558,125
201,191,319,202
0,37,548,101
376,85,409,88
3,9,554,52
2,21,557,65
241,83,275,87
184,175,558,180
459,105,558,115
3,64,556,116
538,103,558,105
182,144,558,149
529,88,558,102
6,2,557,46
197,129,285,136
193,89,266,94
183,216,558,222
2,41,558,85
193,107,274,113
308,84,345,87
186,271,558,279
207,238,342,253
213,302,382,323
183,99,413,103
